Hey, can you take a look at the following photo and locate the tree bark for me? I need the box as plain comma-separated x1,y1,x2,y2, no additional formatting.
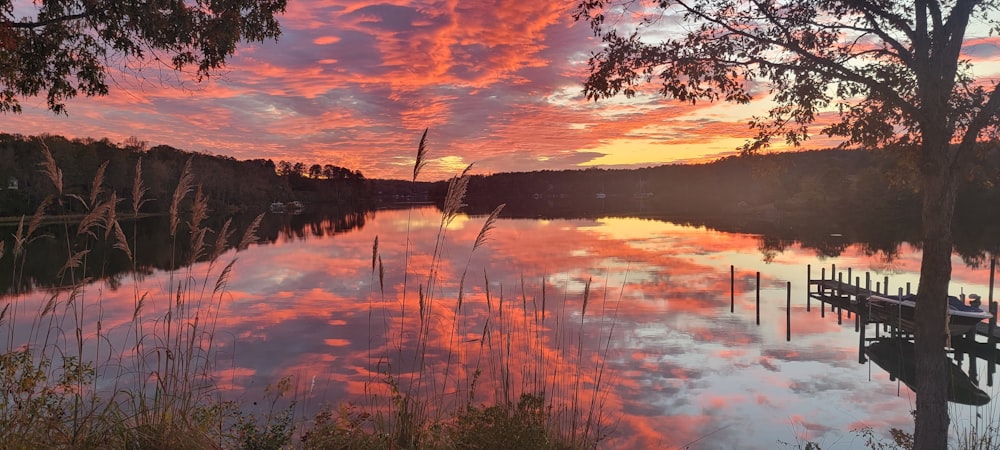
913,144,958,450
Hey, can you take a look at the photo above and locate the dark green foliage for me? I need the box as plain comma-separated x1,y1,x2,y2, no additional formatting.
0,0,286,114
299,403,389,449
0,348,104,447
452,394,557,450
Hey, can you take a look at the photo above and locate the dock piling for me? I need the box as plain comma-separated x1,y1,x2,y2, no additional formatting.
989,257,996,350
756,271,761,325
806,265,811,312
786,281,791,341
837,272,844,318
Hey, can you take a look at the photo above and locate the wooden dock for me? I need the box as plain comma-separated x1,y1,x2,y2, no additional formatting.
726,261,1000,388
807,271,1000,340
805,263,1000,387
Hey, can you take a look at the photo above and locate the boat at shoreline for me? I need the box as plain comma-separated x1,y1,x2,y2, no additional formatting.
269,200,305,215
867,294,993,336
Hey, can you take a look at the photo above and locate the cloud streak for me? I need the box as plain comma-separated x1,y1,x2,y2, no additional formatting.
4,2,1000,179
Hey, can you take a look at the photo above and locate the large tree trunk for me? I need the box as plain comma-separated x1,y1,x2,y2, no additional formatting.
913,146,958,449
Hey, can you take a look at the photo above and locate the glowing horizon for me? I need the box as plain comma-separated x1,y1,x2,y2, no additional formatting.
3,2,1000,180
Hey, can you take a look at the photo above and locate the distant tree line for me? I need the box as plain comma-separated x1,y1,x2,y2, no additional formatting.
433,147,1000,255
275,160,364,181
0,133,375,217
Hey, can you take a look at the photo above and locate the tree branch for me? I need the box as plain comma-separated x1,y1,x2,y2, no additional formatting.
1,10,101,29
673,0,920,118
959,83,1000,150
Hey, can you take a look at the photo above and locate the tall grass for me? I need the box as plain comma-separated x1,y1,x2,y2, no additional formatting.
300,134,620,449
1,134,620,449
0,141,264,448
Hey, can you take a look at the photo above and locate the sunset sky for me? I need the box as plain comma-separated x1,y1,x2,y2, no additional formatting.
4,1,1000,180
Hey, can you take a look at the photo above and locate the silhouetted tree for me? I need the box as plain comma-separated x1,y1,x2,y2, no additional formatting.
308,164,322,179
0,0,286,114
277,160,292,176
576,2,1000,446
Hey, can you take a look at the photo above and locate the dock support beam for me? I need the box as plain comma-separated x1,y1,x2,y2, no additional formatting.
756,271,761,325
806,265,811,312
786,281,791,342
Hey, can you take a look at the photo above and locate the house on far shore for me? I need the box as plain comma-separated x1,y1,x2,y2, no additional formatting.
6,176,18,190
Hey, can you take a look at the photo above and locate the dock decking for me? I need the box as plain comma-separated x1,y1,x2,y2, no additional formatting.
807,272,1000,340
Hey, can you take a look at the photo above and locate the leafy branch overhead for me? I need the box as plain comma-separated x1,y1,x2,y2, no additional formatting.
0,0,286,114
575,0,1000,156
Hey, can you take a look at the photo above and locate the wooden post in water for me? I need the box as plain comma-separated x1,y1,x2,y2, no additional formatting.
756,271,761,325
819,267,827,316
786,281,792,342
906,282,911,296
831,263,837,313
989,255,996,386
731,265,735,314
894,287,904,339
849,275,859,319
837,272,844,323
989,257,997,350
989,302,996,386
884,276,890,295
990,301,998,355
854,302,860,332
858,307,867,364
806,265,811,312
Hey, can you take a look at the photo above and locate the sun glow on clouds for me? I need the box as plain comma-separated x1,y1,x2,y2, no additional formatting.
5,4,1000,178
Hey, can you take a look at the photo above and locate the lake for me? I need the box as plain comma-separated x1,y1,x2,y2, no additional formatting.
3,205,998,449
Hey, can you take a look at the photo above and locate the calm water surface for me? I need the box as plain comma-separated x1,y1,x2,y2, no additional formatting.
6,206,999,449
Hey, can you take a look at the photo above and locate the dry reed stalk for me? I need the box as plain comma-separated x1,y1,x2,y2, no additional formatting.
13,196,53,258
37,140,63,196
238,214,264,251
111,221,132,261
209,218,234,263
104,191,118,239
87,161,109,208
570,278,593,447
189,186,208,232
11,216,24,257
473,204,505,250
413,128,429,182
395,129,433,413
442,165,473,223
58,249,91,279
169,158,194,237
416,164,475,382
132,158,149,216
442,205,506,402
77,199,111,238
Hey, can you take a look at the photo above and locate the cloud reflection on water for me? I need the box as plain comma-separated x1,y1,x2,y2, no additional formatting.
7,206,998,448
220,207,974,447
